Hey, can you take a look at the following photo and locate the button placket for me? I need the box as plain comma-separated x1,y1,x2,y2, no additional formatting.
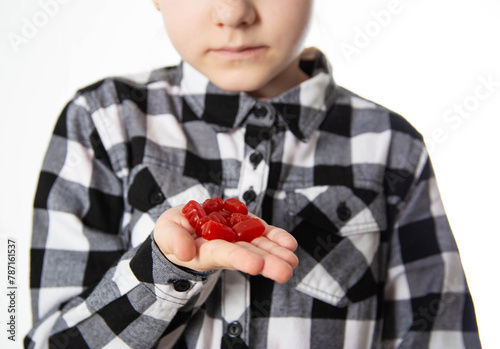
237,102,274,213
220,271,249,346
237,147,270,213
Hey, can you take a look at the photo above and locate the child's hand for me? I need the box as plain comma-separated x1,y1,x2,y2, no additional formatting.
153,205,299,284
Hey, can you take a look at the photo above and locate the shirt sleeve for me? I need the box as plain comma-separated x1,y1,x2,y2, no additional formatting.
24,96,219,349
381,147,482,348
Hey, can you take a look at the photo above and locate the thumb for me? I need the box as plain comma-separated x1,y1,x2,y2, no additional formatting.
154,209,197,262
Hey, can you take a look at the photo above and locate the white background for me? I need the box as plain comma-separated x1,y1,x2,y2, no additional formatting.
0,0,499,348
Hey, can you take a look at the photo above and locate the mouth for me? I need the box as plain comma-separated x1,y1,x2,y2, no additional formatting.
209,46,269,60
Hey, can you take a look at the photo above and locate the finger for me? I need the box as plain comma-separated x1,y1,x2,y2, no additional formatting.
207,240,296,283
262,226,298,252
200,240,264,275
182,239,266,275
246,213,298,252
153,222,197,262
262,258,294,284
162,205,196,234
248,245,294,283
250,237,299,269
164,236,294,283
232,242,295,283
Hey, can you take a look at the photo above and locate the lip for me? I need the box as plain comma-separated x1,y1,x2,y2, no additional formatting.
209,46,269,60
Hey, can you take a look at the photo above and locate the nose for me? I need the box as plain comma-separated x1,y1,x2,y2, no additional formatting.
212,0,256,28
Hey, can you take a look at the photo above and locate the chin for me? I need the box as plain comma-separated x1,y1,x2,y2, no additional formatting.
209,73,269,95
212,79,265,95
212,79,261,92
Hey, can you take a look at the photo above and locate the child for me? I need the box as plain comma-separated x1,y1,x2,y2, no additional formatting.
25,0,481,348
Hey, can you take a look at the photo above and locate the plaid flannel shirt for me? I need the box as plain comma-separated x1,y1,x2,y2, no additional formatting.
25,49,481,348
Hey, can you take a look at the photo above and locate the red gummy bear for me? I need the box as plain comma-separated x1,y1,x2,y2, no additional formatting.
182,197,265,242
181,200,206,228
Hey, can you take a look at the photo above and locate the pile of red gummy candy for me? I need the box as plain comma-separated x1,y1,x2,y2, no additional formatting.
182,197,265,243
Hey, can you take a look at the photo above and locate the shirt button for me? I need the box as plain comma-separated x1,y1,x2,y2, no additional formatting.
260,128,272,141
243,189,257,204
337,203,352,222
227,321,242,337
254,103,268,118
249,151,263,167
173,280,192,292
149,191,165,205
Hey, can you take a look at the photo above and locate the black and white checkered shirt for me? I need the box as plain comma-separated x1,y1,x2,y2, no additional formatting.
25,49,481,348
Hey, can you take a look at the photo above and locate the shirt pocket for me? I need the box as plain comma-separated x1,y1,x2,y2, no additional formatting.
126,162,223,246
286,184,386,308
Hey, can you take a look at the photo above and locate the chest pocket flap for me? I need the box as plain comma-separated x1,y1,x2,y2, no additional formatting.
287,184,386,307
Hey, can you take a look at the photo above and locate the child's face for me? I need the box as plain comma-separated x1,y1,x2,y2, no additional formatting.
155,0,313,98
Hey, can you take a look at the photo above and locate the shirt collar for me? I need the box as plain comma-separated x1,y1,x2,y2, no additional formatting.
180,47,337,141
